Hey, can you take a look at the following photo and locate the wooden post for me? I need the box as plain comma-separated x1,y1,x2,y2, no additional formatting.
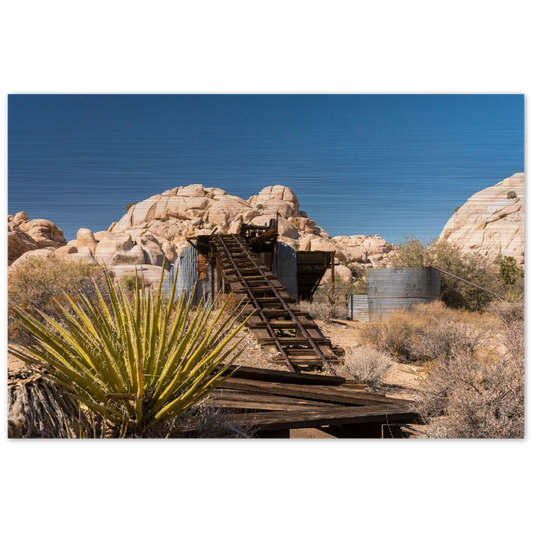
216,255,222,298
331,251,336,296
211,257,215,307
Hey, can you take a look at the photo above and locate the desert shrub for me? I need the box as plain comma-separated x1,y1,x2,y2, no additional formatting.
390,237,503,311
507,190,517,199
345,347,392,388
494,254,524,287
300,276,355,322
357,310,425,359
415,350,524,438
413,299,524,438
125,202,137,212
8,257,108,346
9,268,249,437
454,206,461,213
358,300,496,362
155,404,255,439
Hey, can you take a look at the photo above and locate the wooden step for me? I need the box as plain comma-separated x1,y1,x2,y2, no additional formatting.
236,296,297,306
247,317,318,329
244,307,309,317
227,274,276,281
231,283,287,293
252,328,326,344
283,345,338,358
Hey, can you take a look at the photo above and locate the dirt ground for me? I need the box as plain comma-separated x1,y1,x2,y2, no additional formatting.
8,318,424,439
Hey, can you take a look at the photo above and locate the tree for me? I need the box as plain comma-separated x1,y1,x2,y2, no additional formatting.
495,254,524,286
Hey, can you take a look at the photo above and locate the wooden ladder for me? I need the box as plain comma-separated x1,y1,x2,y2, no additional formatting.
214,234,341,374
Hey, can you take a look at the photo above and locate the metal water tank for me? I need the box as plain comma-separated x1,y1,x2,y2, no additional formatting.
366,267,441,320
164,245,216,305
347,294,370,322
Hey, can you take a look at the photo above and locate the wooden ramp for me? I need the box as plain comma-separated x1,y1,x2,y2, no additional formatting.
213,234,342,374
206,367,419,438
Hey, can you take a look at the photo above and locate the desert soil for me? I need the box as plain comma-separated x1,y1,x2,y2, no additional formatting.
8,318,423,439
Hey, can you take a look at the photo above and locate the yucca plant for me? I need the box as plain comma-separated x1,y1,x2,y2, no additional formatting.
9,267,250,437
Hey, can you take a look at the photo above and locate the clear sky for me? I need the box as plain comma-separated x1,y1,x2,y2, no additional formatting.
8,94,524,243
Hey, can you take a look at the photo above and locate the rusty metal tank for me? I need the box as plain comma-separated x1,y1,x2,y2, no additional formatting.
366,267,441,320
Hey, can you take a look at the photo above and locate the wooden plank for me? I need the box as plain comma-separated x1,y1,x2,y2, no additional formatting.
236,294,295,305
243,307,308,317
206,390,338,411
252,328,326,344
247,317,318,329
271,355,338,364
218,403,420,430
222,365,346,386
220,377,409,406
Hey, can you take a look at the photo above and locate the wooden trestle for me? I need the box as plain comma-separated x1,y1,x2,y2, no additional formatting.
212,234,342,375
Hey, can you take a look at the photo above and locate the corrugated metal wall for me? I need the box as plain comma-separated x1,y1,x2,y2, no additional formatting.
347,295,370,322
273,242,298,300
164,245,217,306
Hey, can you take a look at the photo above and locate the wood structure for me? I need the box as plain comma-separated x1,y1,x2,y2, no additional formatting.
187,223,422,439
211,233,342,374
205,366,419,438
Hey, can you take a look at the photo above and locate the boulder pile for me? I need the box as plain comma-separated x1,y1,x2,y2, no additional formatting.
7,184,396,281
10,174,524,285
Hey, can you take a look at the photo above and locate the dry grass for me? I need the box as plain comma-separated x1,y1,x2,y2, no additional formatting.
356,300,524,438
357,300,498,362
8,256,107,346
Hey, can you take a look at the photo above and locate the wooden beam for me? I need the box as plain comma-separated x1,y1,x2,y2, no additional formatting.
218,403,420,431
219,377,410,406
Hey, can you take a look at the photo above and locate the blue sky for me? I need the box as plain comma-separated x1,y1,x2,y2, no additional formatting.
8,94,524,243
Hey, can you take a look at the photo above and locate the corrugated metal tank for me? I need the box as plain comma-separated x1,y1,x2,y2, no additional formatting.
164,245,217,306
347,295,370,322
366,267,441,320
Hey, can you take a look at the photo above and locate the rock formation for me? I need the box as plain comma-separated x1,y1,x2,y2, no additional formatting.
8,175,525,287
8,212,67,265
439,173,524,265
8,186,394,282
106,184,393,272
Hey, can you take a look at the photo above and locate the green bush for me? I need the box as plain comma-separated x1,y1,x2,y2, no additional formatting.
507,190,517,199
125,202,137,212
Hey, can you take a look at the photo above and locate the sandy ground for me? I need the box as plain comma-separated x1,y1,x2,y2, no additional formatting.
8,318,424,439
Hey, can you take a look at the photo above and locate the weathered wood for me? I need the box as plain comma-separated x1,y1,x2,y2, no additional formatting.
222,365,346,386
207,390,338,410
220,377,409,406
271,355,339,365
247,317,318,329
219,403,419,431
214,233,340,373
252,328,326,345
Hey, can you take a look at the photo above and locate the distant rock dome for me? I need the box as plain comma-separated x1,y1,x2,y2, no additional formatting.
439,172,524,265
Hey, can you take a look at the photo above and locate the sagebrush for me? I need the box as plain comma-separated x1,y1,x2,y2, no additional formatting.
357,300,497,362
345,347,392,388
